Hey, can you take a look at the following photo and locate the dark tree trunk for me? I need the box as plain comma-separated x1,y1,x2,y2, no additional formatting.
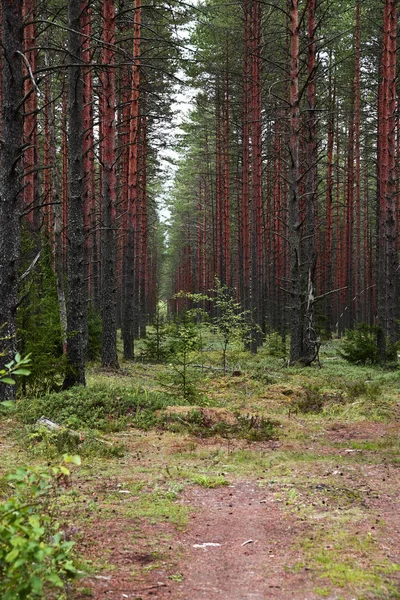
100,0,119,369
241,0,251,314
384,0,397,345
63,0,86,388
324,51,335,335
0,0,24,400
354,0,362,322
250,0,263,352
302,0,318,364
82,0,95,313
22,0,40,232
376,0,397,359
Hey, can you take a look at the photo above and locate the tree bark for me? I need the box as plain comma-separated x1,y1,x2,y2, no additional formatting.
63,0,86,388
123,0,141,359
0,0,24,400
100,0,119,369
288,0,302,364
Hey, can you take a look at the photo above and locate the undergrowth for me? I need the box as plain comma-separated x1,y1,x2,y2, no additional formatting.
0,456,80,599
16,384,172,432
162,408,277,441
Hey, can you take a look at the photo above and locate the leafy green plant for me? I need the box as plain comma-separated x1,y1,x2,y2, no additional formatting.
343,379,382,401
24,425,125,459
190,474,229,488
266,332,287,358
162,408,277,441
0,353,31,387
0,455,80,599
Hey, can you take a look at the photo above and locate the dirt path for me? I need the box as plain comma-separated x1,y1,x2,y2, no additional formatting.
159,482,319,600
78,421,400,600
81,481,321,600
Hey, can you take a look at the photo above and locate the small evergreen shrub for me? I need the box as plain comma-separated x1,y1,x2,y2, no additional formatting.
343,379,382,402
139,303,171,363
250,366,276,385
160,316,204,402
339,324,380,365
266,332,287,357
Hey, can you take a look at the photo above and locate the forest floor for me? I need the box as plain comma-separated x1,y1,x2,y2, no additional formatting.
1,340,400,600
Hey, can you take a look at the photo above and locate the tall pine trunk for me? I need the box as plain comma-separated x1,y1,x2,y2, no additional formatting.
288,0,302,364
0,0,24,400
63,0,86,388
123,0,141,359
100,0,119,369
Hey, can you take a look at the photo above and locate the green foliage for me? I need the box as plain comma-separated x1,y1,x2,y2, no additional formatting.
340,324,383,365
16,384,170,432
161,308,204,402
190,474,229,488
0,353,31,387
208,279,253,372
250,366,276,385
140,302,170,363
0,456,80,599
343,379,382,401
86,306,102,362
17,242,66,394
24,425,125,459
266,332,287,358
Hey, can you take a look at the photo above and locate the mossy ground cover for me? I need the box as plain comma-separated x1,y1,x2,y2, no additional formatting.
1,337,399,598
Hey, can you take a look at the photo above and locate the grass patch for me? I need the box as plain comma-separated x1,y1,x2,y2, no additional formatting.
126,486,190,528
294,516,400,598
190,474,230,488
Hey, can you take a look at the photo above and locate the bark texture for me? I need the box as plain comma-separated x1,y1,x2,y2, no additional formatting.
63,0,86,388
0,0,24,400
100,0,119,369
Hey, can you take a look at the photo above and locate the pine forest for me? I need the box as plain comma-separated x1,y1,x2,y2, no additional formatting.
1,1,400,598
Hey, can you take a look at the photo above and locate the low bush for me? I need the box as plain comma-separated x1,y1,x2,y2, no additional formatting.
0,456,80,599
163,408,277,441
292,385,326,414
24,426,125,459
250,366,276,385
343,379,382,401
339,323,397,366
266,332,287,357
16,384,171,431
